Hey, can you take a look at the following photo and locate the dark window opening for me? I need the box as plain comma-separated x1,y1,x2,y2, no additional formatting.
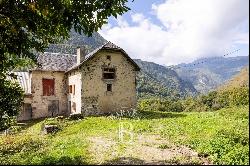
43,79,55,96
103,73,115,79
69,85,75,94
69,85,72,93
73,85,75,95
72,102,76,112
107,55,111,60
107,84,112,92
103,68,116,80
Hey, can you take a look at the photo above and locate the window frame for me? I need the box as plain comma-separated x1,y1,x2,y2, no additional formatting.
102,67,116,80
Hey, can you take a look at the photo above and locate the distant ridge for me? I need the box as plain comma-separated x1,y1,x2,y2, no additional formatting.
218,66,249,91
45,30,107,54
134,59,198,98
175,56,249,93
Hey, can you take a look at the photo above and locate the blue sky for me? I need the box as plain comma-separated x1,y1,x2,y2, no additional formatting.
100,0,249,65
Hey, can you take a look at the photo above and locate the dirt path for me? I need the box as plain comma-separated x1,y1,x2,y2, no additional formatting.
87,134,211,165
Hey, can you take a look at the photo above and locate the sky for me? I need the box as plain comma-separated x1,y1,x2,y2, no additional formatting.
99,0,249,66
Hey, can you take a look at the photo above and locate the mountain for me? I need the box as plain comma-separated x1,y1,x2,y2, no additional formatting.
45,30,107,54
175,56,249,93
44,32,198,99
218,66,249,90
134,59,198,98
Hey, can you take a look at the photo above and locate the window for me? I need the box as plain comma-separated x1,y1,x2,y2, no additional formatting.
42,79,55,96
107,55,111,60
69,85,75,95
72,102,76,112
107,84,112,92
73,85,75,95
69,85,72,93
103,68,116,80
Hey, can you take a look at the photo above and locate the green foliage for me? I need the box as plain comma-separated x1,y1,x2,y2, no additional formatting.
138,86,249,113
45,31,107,55
198,128,249,165
0,79,24,131
216,87,249,107
134,59,198,99
0,135,44,156
0,0,130,73
138,98,183,112
0,106,249,165
0,0,130,131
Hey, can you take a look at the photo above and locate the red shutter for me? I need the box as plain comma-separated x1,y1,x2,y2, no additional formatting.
43,79,55,96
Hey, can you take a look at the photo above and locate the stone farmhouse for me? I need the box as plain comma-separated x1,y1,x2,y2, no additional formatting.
16,42,140,121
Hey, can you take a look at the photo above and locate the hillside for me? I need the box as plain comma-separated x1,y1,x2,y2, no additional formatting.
218,66,249,90
175,56,249,93
135,59,198,98
1,105,248,165
45,30,107,54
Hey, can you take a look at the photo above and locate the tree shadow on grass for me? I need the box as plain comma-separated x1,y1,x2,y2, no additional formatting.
102,157,184,165
17,118,46,130
39,155,88,165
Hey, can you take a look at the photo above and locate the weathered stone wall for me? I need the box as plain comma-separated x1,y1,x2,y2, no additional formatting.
80,50,137,115
67,71,82,114
29,71,68,119
17,95,33,121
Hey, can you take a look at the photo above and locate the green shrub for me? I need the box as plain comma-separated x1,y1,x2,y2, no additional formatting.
183,87,249,112
138,98,184,112
0,79,24,131
0,135,44,155
198,128,249,165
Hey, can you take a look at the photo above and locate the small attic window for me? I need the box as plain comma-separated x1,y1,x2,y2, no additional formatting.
103,68,116,80
107,55,111,60
107,84,112,92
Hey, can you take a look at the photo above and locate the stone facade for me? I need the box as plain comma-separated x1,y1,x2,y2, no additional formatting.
79,50,137,115
67,71,82,114
17,71,68,121
17,42,140,121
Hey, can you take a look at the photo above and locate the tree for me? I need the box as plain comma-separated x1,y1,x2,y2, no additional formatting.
0,0,131,129
0,79,23,130
0,0,130,75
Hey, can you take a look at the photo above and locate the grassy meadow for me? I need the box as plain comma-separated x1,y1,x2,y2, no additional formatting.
0,105,248,165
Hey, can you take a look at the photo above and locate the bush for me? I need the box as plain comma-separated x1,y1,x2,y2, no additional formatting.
68,113,84,120
0,79,24,131
184,87,249,112
0,135,44,155
217,87,249,107
138,98,184,112
199,128,249,165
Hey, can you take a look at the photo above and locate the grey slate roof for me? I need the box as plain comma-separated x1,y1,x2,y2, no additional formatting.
67,41,140,72
34,41,139,72
34,52,76,71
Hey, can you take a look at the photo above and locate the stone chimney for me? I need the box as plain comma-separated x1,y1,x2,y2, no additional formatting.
77,46,86,65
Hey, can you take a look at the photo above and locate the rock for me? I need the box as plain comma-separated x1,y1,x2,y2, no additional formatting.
69,113,84,120
43,125,59,134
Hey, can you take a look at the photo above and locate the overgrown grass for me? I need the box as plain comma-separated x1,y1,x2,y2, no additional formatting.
0,105,249,165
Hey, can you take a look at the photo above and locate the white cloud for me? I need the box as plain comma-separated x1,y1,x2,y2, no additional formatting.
100,0,249,65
